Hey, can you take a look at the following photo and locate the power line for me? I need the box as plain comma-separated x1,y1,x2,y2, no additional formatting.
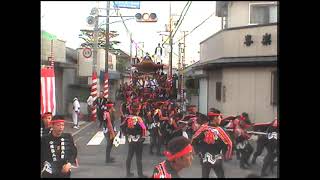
112,1,147,56
171,1,192,39
109,18,135,25
161,1,191,47
171,1,190,38
132,41,144,53
112,1,131,35
160,2,192,66
173,12,215,45
99,18,135,27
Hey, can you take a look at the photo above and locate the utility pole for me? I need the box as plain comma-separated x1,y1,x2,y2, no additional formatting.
103,1,110,99
181,31,188,107
178,42,181,101
135,42,138,58
182,31,187,68
93,10,99,88
169,1,173,78
141,42,144,57
105,1,110,73
130,33,133,65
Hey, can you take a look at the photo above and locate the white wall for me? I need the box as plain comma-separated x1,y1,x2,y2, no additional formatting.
41,38,66,63
227,1,250,28
97,49,117,72
190,96,199,110
55,69,63,115
78,48,93,76
63,69,76,114
227,1,278,28
78,48,117,77
220,66,277,123
199,78,208,114
200,24,277,63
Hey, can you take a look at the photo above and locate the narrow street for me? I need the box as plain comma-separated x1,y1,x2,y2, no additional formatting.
66,116,277,178
41,1,279,178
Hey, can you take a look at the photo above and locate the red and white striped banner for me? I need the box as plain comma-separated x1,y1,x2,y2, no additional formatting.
41,67,56,115
91,71,98,121
104,72,109,99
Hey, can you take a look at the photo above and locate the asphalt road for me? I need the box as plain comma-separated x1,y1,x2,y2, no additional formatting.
69,120,278,178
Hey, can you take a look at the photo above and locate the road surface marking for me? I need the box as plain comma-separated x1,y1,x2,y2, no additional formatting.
74,136,83,144
72,121,94,136
143,136,150,144
87,131,105,145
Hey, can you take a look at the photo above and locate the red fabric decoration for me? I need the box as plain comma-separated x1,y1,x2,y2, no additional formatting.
215,127,233,160
163,144,193,161
203,131,216,144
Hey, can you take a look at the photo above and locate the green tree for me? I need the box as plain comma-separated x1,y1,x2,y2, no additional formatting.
79,29,120,49
116,57,129,72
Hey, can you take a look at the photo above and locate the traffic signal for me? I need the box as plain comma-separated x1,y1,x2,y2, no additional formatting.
135,13,157,22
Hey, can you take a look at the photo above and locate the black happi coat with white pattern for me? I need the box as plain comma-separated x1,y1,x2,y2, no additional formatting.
41,133,77,177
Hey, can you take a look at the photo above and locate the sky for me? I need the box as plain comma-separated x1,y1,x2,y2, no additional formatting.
41,1,222,67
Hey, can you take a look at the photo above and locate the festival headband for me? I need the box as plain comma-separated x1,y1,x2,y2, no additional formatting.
207,112,223,117
42,112,52,118
50,119,65,124
163,144,193,161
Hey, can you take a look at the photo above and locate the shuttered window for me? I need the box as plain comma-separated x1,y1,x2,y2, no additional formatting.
271,71,278,105
216,82,222,101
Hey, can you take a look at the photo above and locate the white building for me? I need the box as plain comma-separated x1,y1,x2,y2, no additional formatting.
41,31,79,116
185,1,278,123
77,48,123,101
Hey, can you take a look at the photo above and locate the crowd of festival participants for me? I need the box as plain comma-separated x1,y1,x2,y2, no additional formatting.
40,56,278,178
117,65,278,178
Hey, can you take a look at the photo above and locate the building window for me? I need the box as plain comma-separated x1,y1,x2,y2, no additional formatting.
216,82,222,102
271,71,278,105
249,2,278,25
223,85,226,102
